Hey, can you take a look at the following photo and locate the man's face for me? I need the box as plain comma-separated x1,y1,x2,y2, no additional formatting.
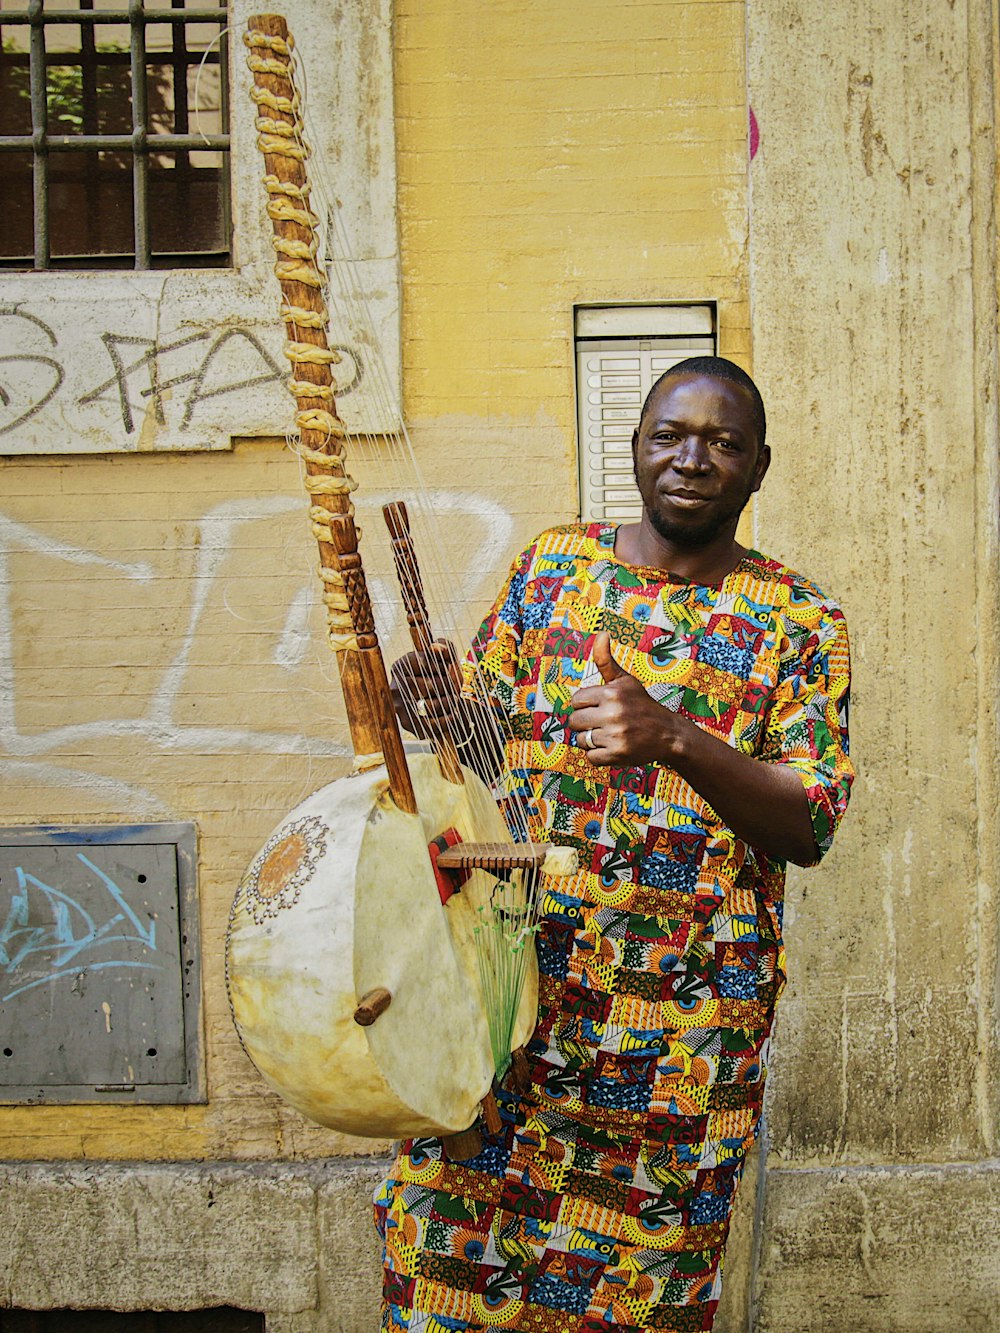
631,373,770,549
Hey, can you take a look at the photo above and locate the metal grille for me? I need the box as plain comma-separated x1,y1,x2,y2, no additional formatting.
574,304,716,523
0,0,230,269
0,822,204,1105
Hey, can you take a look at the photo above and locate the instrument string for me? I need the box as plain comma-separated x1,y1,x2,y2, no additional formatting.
185,29,346,797
277,39,551,1055
289,48,532,819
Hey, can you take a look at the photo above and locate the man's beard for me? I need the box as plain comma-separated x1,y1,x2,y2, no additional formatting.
642,481,756,549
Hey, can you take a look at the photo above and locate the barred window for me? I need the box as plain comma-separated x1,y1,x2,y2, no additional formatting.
0,0,230,270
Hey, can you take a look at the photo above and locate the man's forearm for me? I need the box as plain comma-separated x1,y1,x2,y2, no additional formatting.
665,718,818,865
568,637,819,866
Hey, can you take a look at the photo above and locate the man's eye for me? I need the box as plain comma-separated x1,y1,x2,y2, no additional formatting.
713,438,738,450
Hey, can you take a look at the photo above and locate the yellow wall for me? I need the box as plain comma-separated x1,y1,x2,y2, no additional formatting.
0,0,752,1160
396,0,751,505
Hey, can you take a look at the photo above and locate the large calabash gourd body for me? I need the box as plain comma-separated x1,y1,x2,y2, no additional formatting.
226,751,538,1138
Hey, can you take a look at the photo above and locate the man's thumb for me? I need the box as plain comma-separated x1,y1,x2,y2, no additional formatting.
593,631,625,683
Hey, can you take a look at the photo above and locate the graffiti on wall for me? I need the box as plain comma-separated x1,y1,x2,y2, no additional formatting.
0,492,515,816
0,852,159,1003
0,305,367,447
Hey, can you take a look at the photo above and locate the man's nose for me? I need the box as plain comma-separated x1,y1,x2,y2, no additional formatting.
672,436,710,472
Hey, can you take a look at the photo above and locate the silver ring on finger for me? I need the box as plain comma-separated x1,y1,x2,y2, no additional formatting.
581,728,594,750
415,697,428,718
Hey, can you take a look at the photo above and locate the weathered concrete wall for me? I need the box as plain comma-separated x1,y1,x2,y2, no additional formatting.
0,1160,384,1330
754,1161,1000,1332
743,0,999,1326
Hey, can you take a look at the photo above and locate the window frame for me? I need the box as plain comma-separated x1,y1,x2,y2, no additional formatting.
0,0,231,271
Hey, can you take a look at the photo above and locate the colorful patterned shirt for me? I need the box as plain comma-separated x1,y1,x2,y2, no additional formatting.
466,522,853,1102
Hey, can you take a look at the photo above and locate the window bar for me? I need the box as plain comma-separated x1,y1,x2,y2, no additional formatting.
3,131,229,150
0,2,229,269
129,0,149,268
171,0,191,236
79,0,99,257
28,0,49,268
218,6,231,254
80,0,99,131
0,8,227,22
171,0,190,143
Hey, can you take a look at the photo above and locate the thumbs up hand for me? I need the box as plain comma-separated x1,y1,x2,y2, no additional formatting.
591,630,625,685
568,631,685,768
570,635,821,864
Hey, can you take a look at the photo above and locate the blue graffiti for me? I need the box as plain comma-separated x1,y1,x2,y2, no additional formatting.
13,825,153,845
0,852,159,1001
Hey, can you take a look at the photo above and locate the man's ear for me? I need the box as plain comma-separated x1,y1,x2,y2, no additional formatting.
752,443,771,493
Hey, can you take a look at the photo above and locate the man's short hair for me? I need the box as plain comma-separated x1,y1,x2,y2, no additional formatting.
639,356,767,449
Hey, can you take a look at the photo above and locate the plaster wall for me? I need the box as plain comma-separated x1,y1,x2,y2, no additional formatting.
0,1160,384,1331
743,0,1000,1326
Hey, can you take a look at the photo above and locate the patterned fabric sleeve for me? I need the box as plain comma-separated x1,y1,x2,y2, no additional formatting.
460,541,532,716
762,598,855,863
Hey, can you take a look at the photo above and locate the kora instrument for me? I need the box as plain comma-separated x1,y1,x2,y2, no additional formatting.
225,14,574,1151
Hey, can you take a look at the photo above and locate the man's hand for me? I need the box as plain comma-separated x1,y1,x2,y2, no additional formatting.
390,639,463,740
390,640,506,785
568,633,684,768
568,632,818,865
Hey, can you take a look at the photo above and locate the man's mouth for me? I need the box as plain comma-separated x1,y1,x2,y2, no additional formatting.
663,489,712,508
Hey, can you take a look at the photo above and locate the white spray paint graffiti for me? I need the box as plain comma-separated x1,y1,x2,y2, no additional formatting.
0,490,515,813
274,586,316,670
0,759,173,820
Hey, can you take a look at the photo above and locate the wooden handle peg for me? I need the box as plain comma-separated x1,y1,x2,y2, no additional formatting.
353,987,393,1026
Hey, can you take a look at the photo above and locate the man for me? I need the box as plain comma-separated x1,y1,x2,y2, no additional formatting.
377,357,853,1332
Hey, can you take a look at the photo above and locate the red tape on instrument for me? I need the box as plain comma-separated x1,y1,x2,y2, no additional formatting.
428,827,470,903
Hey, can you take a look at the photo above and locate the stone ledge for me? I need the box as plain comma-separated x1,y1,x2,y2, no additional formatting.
0,1158,389,1330
755,1160,1000,1332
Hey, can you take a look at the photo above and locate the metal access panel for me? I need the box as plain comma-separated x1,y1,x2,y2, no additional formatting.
575,304,716,522
0,823,204,1104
